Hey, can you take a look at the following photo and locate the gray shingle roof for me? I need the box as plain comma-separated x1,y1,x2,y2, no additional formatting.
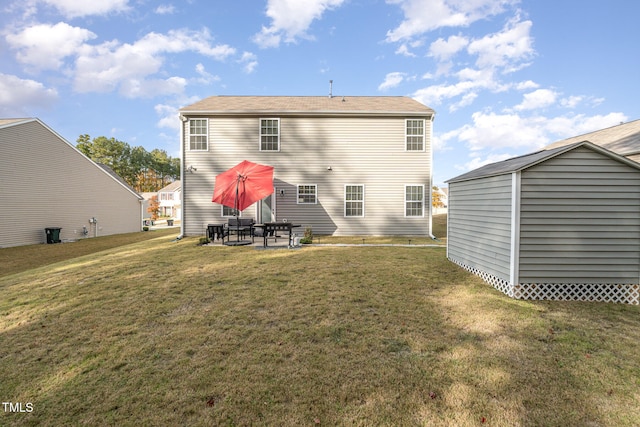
446,141,640,183
545,119,640,156
158,180,181,193
0,118,33,128
180,96,434,115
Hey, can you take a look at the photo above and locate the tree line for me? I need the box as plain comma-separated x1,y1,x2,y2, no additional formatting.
76,135,180,192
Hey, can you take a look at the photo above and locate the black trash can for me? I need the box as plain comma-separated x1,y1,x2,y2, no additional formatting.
167,219,174,226
45,227,62,244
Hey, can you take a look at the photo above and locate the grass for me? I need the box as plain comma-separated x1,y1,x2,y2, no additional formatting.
0,228,177,278
1,225,640,426
311,213,448,245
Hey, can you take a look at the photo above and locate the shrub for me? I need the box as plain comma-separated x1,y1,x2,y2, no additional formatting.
300,226,313,244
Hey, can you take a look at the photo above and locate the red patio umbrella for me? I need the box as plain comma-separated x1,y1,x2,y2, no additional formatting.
212,160,274,244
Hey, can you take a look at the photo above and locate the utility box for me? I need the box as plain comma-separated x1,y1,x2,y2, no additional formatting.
45,227,62,244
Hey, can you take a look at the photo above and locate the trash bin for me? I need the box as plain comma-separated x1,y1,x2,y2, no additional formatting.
45,227,62,244
167,219,174,226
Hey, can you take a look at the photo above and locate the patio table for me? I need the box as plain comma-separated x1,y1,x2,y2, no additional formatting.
254,222,301,247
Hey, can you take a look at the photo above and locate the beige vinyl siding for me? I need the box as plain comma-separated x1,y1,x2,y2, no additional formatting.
1,120,142,248
447,174,513,282
519,146,640,283
183,115,432,236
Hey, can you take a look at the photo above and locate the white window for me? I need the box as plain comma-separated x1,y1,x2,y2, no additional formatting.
406,119,425,151
297,184,317,204
405,185,424,217
345,185,365,217
260,118,280,151
222,206,240,217
189,119,208,151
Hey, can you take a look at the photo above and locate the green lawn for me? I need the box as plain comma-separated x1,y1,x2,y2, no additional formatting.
1,227,639,426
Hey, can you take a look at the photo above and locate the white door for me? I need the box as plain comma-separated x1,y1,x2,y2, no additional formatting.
259,193,276,223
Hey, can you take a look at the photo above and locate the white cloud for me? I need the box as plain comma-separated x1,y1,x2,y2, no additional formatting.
193,63,220,84
447,111,629,166
560,95,583,109
155,4,176,15
449,92,478,112
133,29,236,59
412,74,494,107
395,44,416,57
515,80,539,90
386,0,517,42
545,113,628,138
73,29,235,96
428,34,468,61
5,22,97,70
155,103,180,131
120,76,187,99
378,72,406,91
413,81,470,106
155,94,202,133
0,73,58,115
409,16,535,110
239,52,258,74
40,0,130,18
455,111,550,152
467,17,534,72
514,88,557,111
253,0,346,48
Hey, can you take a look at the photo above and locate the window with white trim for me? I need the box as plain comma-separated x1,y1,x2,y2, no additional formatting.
260,118,280,151
406,119,425,151
189,119,208,151
297,184,317,204
222,206,240,217
405,185,424,217
345,185,364,217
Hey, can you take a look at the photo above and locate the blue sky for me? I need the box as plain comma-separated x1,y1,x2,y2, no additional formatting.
1,0,639,186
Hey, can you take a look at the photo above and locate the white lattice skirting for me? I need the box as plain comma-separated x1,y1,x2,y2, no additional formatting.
448,257,640,305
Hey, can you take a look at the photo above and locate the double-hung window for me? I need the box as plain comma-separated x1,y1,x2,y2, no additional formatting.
345,185,365,217
260,118,280,151
222,206,240,217
297,184,317,204
189,119,208,151
406,119,425,151
405,185,425,217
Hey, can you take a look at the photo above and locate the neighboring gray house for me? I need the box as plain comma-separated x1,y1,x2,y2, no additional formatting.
0,118,144,248
446,141,640,304
546,118,640,162
179,96,435,237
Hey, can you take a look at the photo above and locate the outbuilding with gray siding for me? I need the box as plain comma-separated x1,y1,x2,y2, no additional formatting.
446,141,640,304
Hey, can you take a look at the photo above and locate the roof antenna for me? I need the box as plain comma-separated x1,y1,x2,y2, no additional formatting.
329,80,333,99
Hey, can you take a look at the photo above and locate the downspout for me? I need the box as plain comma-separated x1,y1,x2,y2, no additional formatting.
509,171,521,296
446,183,450,259
428,113,437,240
179,114,186,238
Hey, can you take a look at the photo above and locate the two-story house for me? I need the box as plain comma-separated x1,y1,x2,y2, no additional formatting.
157,180,182,219
179,96,435,237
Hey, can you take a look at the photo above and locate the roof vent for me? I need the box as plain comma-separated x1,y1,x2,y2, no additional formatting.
329,80,333,98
